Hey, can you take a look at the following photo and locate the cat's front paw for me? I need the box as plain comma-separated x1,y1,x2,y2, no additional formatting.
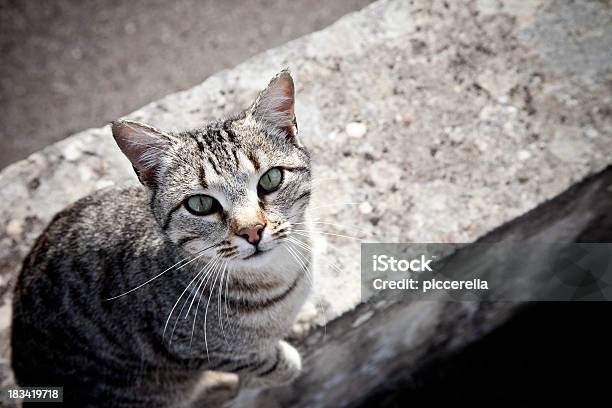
276,340,302,382
242,341,302,389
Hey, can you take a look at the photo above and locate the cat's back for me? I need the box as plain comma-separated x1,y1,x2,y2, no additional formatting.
16,185,156,290
40,184,153,248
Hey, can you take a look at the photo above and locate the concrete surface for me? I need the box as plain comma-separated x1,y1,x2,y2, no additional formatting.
0,0,611,406
240,165,612,407
0,0,373,169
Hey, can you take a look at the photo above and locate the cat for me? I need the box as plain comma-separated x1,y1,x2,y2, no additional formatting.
11,70,313,407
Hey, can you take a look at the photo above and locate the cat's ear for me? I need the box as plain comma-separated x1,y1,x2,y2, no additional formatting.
248,69,297,138
111,120,172,187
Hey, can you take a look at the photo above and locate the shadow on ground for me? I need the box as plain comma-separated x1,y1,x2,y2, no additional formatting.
0,0,372,169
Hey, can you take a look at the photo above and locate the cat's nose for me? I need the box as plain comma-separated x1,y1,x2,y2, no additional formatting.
237,224,265,246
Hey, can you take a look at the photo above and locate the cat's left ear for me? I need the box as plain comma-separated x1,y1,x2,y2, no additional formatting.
248,69,297,138
111,120,173,187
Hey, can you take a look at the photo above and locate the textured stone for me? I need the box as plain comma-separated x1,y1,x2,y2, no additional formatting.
0,0,610,406
242,165,612,407
346,122,368,138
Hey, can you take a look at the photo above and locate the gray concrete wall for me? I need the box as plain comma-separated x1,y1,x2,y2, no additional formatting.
0,0,374,169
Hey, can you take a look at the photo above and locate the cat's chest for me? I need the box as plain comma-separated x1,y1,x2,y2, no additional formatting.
231,271,311,337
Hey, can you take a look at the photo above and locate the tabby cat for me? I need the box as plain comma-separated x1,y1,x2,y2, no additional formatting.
11,70,312,407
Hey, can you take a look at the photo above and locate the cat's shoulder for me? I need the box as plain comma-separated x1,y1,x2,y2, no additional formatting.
18,185,156,281
44,185,154,236
75,184,149,210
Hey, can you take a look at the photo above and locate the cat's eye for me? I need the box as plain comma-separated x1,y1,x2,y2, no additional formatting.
184,194,217,216
258,168,283,193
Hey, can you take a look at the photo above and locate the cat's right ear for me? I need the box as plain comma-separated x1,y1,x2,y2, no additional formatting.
111,120,172,187
248,69,297,138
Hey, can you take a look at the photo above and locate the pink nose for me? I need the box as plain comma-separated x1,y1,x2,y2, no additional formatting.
237,224,264,245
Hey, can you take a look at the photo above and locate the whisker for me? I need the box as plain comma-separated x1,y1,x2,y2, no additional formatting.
288,202,363,219
185,256,221,318
288,246,318,302
105,243,219,300
292,229,364,241
286,236,344,276
224,261,232,332
284,244,314,288
291,221,369,234
201,259,224,359
163,254,218,343
282,241,328,339
169,256,220,346
217,261,231,346
189,256,223,349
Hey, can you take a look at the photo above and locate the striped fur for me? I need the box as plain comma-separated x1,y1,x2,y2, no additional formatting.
11,71,312,406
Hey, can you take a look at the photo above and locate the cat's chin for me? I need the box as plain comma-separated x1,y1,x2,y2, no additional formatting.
233,247,279,269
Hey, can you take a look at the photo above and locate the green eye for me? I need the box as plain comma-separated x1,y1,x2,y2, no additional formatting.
185,194,216,215
258,168,283,193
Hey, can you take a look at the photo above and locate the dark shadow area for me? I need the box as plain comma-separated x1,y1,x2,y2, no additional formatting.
358,302,612,407
358,167,612,407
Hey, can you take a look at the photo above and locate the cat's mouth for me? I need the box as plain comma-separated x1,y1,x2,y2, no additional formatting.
243,248,270,260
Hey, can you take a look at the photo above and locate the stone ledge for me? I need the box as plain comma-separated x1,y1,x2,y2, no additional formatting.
244,164,612,407
1,0,610,406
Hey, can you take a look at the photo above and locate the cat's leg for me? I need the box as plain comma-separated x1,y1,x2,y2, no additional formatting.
210,340,302,389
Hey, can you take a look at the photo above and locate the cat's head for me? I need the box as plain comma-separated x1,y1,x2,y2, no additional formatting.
112,70,310,267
